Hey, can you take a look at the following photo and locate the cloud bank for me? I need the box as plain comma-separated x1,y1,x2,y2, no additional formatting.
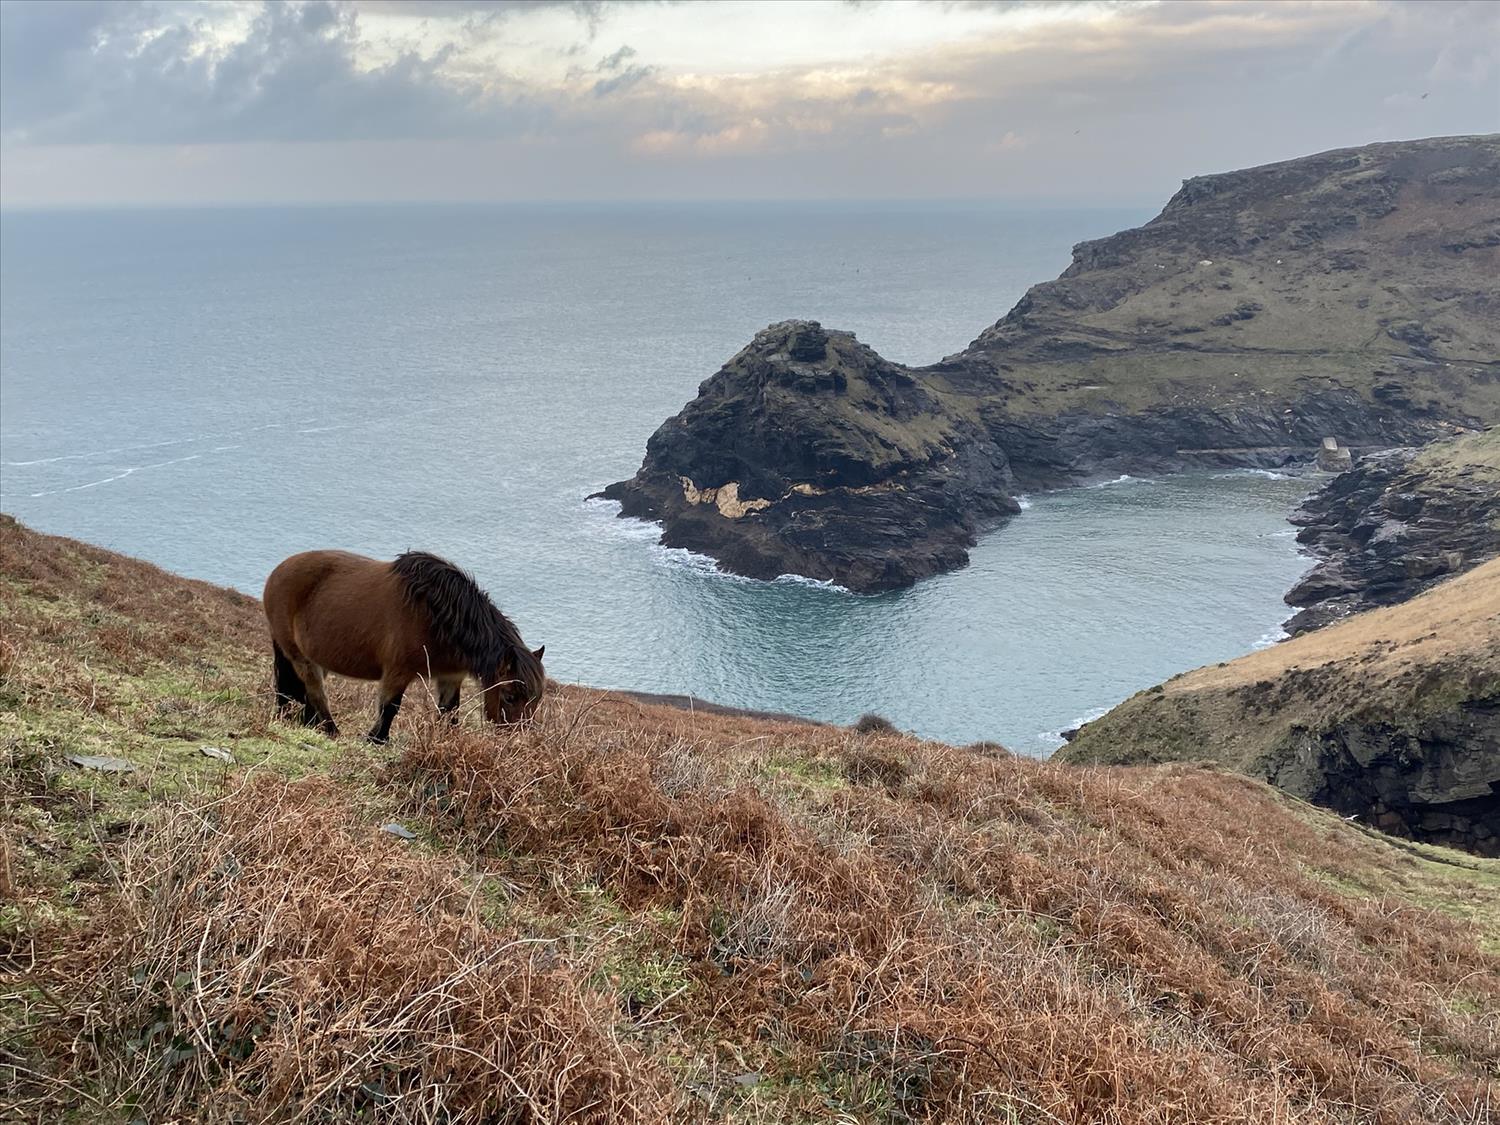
1,0,1496,205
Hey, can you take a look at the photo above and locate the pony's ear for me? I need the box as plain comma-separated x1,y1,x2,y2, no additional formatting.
532,645,545,662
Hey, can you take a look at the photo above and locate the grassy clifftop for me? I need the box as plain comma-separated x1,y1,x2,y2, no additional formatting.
967,134,1500,422
4,516,1498,1123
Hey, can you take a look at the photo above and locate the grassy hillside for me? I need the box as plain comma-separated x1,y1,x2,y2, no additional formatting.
3,515,1498,1124
1063,561,1500,771
968,135,1500,423
1412,426,1500,478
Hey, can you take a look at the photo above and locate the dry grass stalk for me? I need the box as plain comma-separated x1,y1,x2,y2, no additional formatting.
48,774,678,1123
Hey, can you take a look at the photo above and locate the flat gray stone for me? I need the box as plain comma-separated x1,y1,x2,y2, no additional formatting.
67,754,135,773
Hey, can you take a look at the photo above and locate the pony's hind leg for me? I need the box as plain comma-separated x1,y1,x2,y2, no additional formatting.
368,673,411,744
271,642,308,718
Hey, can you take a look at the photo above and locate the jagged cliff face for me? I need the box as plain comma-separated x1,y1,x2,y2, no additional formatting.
1284,428,1500,634
606,135,1500,591
1058,560,1500,857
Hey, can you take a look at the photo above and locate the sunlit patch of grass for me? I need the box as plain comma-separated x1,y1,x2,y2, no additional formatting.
757,753,847,796
598,947,694,1012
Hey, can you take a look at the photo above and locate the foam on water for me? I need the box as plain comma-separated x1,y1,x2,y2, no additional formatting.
580,495,854,592
1212,468,1292,481
26,451,208,498
1,418,315,468
1087,474,1156,488
770,572,851,592
1036,704,1115,750
1252,626,1290,650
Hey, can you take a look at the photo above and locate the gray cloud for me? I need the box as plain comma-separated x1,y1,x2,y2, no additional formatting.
597,45,636,71
0,0,546,144
0,0,1495,206
591,45,657,98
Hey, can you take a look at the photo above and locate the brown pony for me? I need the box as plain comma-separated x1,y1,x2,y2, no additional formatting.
263,550,545,742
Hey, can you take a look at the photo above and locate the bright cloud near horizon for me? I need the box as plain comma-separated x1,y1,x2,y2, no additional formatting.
1,0,1496,208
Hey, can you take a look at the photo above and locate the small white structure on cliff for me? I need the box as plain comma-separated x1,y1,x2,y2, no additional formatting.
1317,437,1354,473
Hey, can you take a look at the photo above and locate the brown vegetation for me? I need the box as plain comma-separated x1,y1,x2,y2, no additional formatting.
3,515,1498,1123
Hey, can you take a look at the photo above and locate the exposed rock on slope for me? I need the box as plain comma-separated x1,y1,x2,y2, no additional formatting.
606,135,1500,590
1059,560,1500,856
1285,427,1500,634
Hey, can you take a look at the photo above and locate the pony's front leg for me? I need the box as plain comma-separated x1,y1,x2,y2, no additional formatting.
437,676,463,723
368,675,410,744
296,661,339,737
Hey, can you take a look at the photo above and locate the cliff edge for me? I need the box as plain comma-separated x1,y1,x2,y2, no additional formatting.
1059,559,1500,855
1284,427,1500,634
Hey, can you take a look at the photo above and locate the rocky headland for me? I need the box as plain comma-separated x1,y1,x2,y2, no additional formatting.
1058,559,1500,856
604,135,1500,591
1284,427,1500,634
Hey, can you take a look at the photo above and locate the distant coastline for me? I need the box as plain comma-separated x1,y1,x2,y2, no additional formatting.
605,135,1500,592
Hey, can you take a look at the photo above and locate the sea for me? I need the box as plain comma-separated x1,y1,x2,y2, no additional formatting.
0,203,1314,752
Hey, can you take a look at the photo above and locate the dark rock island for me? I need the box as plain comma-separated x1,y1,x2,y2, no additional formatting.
603,135,1500,591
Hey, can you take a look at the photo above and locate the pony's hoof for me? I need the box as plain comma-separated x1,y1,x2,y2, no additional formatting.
366,732,388,745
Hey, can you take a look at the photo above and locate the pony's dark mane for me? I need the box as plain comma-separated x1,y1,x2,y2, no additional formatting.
390,552,543,692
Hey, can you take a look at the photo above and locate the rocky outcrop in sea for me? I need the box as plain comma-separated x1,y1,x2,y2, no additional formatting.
598,320,1020,591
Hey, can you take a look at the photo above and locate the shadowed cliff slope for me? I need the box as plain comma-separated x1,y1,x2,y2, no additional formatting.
1285,427,1500,634
605,135,1500,590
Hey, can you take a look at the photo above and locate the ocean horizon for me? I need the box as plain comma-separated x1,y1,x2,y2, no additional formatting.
0,201,1312,750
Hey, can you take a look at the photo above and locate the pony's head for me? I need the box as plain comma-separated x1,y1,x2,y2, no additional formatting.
484,644,546,725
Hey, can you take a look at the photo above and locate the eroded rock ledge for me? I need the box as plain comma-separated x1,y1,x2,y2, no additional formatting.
1284,428,1500,634
603,136,1500,590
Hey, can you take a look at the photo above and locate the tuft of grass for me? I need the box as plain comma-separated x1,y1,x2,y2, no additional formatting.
852,713,898,736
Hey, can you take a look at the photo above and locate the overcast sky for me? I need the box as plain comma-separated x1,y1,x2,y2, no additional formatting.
1,0,1496,208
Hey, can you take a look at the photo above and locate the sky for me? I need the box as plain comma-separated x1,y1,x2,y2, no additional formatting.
0,0,1496,208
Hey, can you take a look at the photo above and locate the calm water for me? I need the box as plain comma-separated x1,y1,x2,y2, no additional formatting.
0,204,1312,751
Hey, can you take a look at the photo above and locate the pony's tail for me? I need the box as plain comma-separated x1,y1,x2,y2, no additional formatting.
272,641,307,712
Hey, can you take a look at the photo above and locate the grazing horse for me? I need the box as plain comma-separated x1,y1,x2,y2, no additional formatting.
263,550,545,743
